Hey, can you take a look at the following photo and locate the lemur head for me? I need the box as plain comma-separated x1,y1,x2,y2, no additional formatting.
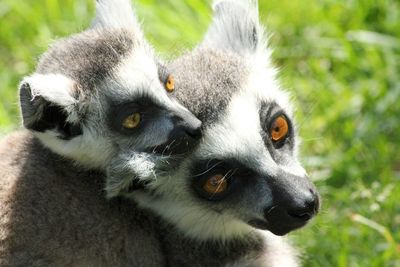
18,0,201,196
131,0,320,240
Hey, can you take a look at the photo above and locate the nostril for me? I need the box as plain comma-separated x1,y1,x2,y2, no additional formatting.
288,211,312,221
172,108,202,140
288,194,318,222
307,196,317,211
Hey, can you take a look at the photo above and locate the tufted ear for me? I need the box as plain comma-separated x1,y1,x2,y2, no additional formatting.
92,0,144,37
202,0,264,55
19,73,83,140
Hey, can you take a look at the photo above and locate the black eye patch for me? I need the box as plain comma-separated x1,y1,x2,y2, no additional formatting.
259,102,294,150
191,159,256,201
108,97,162,135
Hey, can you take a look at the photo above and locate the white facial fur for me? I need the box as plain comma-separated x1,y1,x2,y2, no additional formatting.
18,0,202,190
133,72,306,241
131,0,314,244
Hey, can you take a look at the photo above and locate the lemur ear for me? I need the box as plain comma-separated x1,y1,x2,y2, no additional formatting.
202,0,263,55
92,0,144,37
19,73,83,140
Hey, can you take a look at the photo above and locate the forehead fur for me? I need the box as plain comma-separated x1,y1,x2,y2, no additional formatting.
36,29,136,92
170,48,250,127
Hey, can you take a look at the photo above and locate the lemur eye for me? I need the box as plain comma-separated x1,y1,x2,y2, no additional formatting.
165,74,175,93
203,174,228,194
270,115,289,142
122,113,141,129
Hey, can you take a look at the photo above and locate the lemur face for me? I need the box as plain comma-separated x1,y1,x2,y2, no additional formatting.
132,0,320,240
18,0,201,197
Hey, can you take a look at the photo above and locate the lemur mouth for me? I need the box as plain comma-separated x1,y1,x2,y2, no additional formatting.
248,217,309,236
248,219,269,230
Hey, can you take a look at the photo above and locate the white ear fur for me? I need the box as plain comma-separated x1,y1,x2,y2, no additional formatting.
19,73,80,128
212,0,259,15
92,0,143,35
202,0,264,56
20,73,77,108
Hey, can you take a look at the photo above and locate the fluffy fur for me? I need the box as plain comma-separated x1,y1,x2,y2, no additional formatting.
0,132,297,266
0,0,202,265
0,132,165,266
0,0,318,266
18,0,201,193
127,0,320,265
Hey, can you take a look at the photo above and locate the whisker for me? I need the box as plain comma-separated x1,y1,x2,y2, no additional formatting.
191,160,224,178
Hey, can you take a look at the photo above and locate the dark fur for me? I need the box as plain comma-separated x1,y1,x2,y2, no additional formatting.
0,132,266,266
0,132,164,266
159,225,264,267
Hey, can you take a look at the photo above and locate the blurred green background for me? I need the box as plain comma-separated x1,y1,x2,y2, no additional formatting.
0,0,399,266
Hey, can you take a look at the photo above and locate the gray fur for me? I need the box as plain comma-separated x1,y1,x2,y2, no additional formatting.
0,132,284,267
124,1,318,266
17,0,201,195
37,29,135,91
170,48,248,127
0,132,165,267
157,224,265,267
0,0,316,266
0,0,203,264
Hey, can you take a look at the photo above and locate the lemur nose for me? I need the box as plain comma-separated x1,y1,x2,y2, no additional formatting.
185,127,202,139
287,189,319,221
173,109,202,140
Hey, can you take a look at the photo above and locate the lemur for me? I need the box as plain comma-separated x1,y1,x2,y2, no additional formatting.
0,0,319,266
120,0,321,266
0,0,201,265
21,0,202,191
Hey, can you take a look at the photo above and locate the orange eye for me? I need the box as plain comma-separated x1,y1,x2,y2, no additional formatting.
270,115,289,142
122,113,141,129
203,174,228,194
165,74,175,93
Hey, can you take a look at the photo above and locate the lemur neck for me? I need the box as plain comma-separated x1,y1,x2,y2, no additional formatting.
157,218,265,267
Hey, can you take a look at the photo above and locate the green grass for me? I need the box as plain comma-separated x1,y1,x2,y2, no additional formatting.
0,0,399,266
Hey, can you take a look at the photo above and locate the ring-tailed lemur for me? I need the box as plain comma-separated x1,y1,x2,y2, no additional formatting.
0,1,319,266
123,0,320,266
0,1,202,265
19,0,201,192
